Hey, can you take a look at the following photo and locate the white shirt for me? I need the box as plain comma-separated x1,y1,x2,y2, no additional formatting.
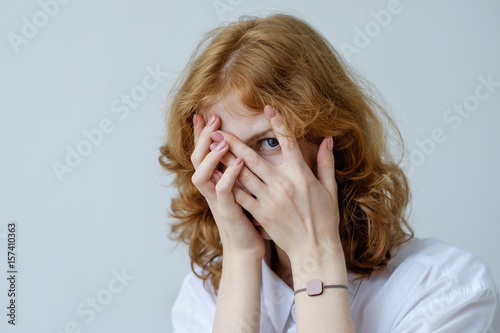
171,238,500,332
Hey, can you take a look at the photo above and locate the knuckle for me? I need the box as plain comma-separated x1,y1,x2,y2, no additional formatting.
244,153,260,169
325,158,336,169
191,172,202,186
190,152,200,166
238,170,251,185
220,154,231,166
283,139,297,152
215,180,230,195
320,154,335,168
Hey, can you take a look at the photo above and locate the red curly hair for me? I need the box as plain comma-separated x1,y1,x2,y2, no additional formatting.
159,14,413,293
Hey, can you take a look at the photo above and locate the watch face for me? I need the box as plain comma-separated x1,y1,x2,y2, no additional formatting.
306,279,323,296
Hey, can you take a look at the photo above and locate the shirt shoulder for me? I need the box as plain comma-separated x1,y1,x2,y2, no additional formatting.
352,237,499,332
171,271,217,333
390,238,497,294
390,237,495,284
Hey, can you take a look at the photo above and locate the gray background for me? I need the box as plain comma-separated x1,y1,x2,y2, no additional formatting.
1,0,499,332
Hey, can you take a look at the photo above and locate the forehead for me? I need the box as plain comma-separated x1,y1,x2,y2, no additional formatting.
200,94,270,138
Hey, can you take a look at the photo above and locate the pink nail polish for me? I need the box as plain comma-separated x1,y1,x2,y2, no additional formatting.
215,140,226,151
327,137,333,151
211,171,221,183
211,132,224,142
233,157,243,166
207,115,216,126
264,105,276,119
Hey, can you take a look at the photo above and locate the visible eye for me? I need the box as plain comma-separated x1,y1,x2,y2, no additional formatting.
259,138,280,151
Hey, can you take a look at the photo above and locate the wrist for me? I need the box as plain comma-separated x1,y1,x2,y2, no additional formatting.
287,240,345,266
220,253,262,293
289,243,347,289
222,250,263,267
219,237,265,263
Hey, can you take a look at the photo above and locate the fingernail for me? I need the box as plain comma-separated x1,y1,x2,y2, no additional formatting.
207,115,216,126
264,105,276,119
215,140,226,151
233,157,243,166
211,131,224,142
326,137,333,151
209,142,218,151
211,171,221,183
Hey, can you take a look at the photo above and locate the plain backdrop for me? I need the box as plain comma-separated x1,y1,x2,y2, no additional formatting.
1,0,499,332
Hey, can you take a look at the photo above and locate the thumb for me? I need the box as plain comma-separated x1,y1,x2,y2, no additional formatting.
316,137,337,196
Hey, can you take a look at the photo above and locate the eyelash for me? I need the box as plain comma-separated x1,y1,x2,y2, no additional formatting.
258,138,280,152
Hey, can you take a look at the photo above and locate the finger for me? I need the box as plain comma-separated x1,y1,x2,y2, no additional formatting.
316,137,337,196
211,130,274,184
215,157,245,206
233,185,260,218
191,114,219,168
191,140,229,195
264,105,304,165
211,169,223,183
211,149,265,196
193,114,204,144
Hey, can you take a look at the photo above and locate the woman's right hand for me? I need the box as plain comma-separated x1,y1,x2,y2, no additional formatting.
190,114,265,262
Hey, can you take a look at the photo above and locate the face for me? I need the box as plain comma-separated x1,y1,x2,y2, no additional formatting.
201,94,319,239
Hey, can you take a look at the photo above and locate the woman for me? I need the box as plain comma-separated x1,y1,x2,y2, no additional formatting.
160,14,498,332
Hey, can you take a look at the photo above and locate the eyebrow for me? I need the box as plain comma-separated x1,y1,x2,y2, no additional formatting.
241,128,274,146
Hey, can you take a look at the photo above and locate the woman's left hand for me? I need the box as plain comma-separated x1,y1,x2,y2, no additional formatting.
211,106,343,263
